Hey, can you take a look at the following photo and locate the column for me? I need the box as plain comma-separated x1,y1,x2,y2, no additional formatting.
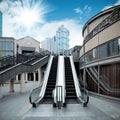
0,85,2,98
20,73,25,93
16,75,19,83
29,74,32,81
9,79,14,92
33,72,36,82
38,68,43,86
98,65,100,94
25,73,28,83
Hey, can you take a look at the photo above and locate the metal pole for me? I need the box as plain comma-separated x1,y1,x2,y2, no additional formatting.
98,65,100,94
98,33,100,94
83,44,86,92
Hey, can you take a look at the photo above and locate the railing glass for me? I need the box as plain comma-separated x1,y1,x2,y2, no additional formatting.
53,55,66,108
87,67,120,93
69,56,89,106
29,55,54,107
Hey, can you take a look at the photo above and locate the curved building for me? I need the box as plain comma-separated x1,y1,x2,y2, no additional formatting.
80,5,120,97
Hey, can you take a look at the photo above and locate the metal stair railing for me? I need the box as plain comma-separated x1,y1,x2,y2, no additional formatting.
0,55,49,84
0,50,51,72
86,68,107,94
87,67,120,93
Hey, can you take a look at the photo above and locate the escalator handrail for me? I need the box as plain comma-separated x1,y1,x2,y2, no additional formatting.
53,55,66,105
31,55,54,106
29,81,44,104
69,56,88,104
69,56,81,96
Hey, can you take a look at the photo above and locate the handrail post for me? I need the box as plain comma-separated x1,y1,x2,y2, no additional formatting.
56,85,62,109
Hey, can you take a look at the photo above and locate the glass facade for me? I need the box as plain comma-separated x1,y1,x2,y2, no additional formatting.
0,41,14,57
55,25,69,53
80,37,120,67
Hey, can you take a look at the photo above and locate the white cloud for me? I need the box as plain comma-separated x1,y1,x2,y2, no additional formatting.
74,8,83,14
102,0,120,11
35,19,83,48
0,0,50,37
115,0,120,5
0,0,83,49
74,5,92,22
0,0,9,13
84,5,92,14
102,5,113,11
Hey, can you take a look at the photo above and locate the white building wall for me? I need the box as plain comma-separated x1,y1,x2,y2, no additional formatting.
17,36,40,54
41,38,55,52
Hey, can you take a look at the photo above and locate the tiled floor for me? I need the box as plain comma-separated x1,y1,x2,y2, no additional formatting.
0,81,120,120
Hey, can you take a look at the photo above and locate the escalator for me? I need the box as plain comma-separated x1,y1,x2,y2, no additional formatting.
43,57,58,103
29,55,89,107
65,57,77,103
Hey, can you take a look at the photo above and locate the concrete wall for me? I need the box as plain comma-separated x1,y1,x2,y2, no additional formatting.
17,36,40,53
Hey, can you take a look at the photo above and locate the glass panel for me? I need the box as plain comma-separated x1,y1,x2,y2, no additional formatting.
5,51,13,56
86,50,93,63
93,48,98,60
80,56,84,67
0,41,5,50
109,39,119,56
6,41,13,50
0,51,3,58
99,44,108,59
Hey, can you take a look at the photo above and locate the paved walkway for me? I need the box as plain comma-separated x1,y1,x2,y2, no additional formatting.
0,81,120,120
0,81,38,120
24,97,120,120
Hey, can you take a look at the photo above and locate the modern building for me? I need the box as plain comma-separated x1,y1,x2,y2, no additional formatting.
79,5,120,98
41,37,55,52
54,25,69,53
0,11,2,37
41,25,69,53
17,36,43,81
17,36,41,55
0,37,16,58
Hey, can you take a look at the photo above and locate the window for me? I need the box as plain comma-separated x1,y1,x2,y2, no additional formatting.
5,51,13,56
0,41,5,50
6,41,13,50
80,37,120,67
99,44,108,59
108,39,119,56
93,48,98,60
85,50,93,63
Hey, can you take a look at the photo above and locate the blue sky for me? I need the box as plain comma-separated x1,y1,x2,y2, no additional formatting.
0,0,120,48
45,0,117,24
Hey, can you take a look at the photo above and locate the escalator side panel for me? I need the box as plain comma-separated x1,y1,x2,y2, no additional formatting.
43,57,58,103
65,57,77,103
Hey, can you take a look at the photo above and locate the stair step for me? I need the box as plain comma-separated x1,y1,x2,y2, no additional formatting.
44,57,57,102
65,57,77,102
